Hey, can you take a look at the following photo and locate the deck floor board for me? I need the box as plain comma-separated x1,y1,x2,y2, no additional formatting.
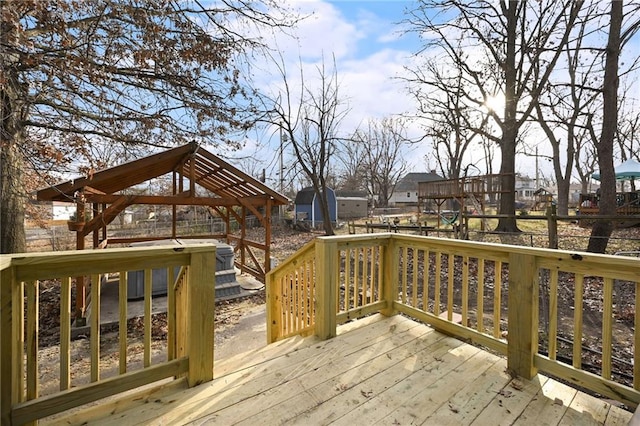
45,314,632,426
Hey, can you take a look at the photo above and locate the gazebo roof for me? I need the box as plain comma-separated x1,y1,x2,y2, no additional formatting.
37,142,288,206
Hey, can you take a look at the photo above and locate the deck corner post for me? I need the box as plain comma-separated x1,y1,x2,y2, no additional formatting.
265,269,279,344
315,238,337,340
1,263,15,425
507,252,539,380
381,235,398,317
186,247,216,387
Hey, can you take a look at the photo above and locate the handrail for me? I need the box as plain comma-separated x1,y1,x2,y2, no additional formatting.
0,245,216,425
266,232,640,408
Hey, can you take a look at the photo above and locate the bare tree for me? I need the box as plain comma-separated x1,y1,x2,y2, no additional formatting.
0,0,290,253
405,58,490,180
588,1,623,253
265,55,348,235
406,0,583,232
335,137,368,191
350,117,410,207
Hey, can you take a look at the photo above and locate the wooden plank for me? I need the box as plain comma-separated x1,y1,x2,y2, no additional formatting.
119,271,128,374
136,323,451,426
535,355,640,408
370,346,508,425
435,251,442,316
381,239,397,316
494,260,502,339
636,279,640,390
26,280,39,400
462,255,469,326
167,267,176,361
574,273,584,369
507,252,539,379
558,389,609,425
549,268,559,360
144,268,152,368
11,246,200,282
418,359,510,425
412,248,419,308
315,238,337,340
306,340,483,425
471,375,551,426
603,277,613,380
12,358,188,425
401,245,408,305
514,376,577,425
448,253,454,321
344,248,352,310
186,249,215,386
0,264,14,425
422,248,430,312
477,258,484,332
90,274,101,382
60,276,72,390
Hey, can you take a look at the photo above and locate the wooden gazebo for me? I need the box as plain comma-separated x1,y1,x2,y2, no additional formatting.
37,142,288,319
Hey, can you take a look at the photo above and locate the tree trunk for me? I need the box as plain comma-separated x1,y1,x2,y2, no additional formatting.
0,142,27,254
1,15,28,253
587,0,622,253
495,0,520,233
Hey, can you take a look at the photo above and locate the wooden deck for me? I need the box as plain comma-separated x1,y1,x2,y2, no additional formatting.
46,314,632,425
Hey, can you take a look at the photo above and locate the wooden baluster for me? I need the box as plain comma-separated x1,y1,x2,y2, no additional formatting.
26,280,39,400
119,271,128,372
90,274,101,382
60,277,72,390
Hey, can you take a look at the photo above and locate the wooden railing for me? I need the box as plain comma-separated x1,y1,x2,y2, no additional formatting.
266,233,640,408
0,245,216,425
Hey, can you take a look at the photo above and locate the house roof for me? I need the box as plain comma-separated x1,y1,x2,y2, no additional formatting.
395,172,442,191
37,142,288,206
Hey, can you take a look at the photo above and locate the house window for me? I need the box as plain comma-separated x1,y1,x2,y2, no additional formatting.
407,192,411,198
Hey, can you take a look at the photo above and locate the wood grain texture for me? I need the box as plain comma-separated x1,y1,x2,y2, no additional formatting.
44,315,632,426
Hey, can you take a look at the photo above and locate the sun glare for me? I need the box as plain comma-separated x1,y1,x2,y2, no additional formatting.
484,94,505,113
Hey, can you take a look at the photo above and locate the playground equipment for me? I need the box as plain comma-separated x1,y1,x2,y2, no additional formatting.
418,173,511,231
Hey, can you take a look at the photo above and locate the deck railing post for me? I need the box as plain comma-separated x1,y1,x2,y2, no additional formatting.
1,263,14,425
381,235,398,316
315,238,337,340
507,252,539,379
186,247,216,386
265,270,281,344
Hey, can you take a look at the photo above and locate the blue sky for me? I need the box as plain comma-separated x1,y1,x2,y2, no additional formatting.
246,0,428,178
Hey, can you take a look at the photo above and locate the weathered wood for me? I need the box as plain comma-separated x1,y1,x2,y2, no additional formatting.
508,252,539,379
315,238,337,340
186,249,216,386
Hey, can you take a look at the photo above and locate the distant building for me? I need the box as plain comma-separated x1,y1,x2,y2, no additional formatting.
335,190,368,219
294,187,337,226
52,201,75,220
389,171,442,207
515,174,536,202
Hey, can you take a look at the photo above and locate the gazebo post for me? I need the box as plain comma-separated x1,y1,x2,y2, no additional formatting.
265,198,272,274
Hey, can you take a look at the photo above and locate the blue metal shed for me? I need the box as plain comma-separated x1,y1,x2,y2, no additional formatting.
294,187,337,226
